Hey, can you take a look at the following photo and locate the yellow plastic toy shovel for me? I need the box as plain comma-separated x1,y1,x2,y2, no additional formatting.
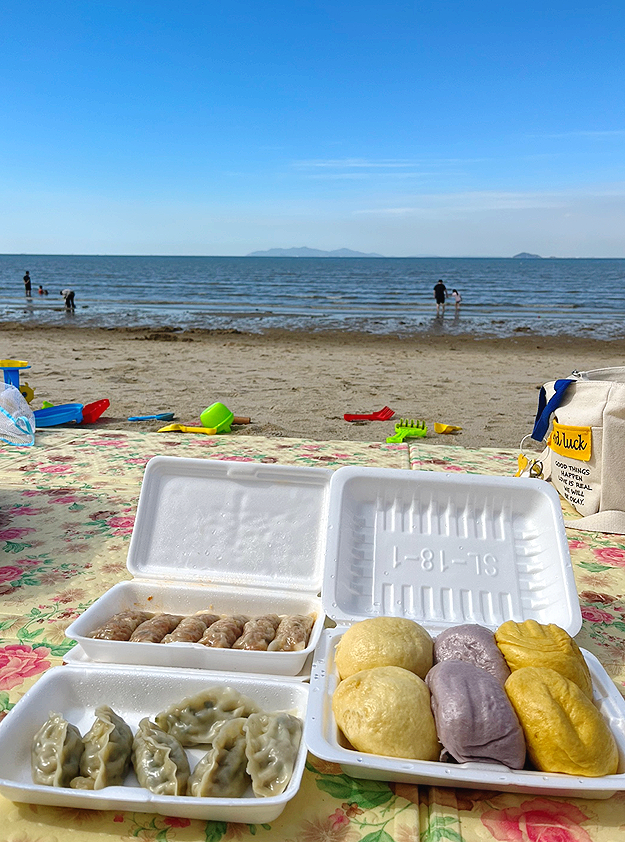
434,422,462,434
157,424,217,434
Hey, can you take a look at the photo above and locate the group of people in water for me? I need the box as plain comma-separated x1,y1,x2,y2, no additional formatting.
433,279,461,316
23,271,76,310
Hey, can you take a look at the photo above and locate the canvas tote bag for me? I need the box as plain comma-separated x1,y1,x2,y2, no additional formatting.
526,366,625,533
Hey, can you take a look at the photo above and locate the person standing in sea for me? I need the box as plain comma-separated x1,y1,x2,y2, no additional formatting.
23,270,32,297
433,279,447,315
60,288,76,310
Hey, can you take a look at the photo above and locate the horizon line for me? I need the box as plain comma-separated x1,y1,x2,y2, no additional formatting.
2,253,624,260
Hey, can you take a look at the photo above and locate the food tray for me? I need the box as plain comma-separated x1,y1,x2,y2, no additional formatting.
0,665,308,822
66,457,331,676
303,467,608,796
62,643,314,680
322,467,580,634
306,628,625,798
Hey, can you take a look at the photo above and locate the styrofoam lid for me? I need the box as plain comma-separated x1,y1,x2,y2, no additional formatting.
127,456,331,593
322,467,581,635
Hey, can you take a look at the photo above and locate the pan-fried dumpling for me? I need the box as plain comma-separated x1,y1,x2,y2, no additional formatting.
132,718,190,796
267,615,315,652
31,712,84,787
70,706,132,790
161,614,220,644
187,718,250,797
129,613,184,643
244,712,302,797
89,609,153,640
155,686,260,747
233,615,281,650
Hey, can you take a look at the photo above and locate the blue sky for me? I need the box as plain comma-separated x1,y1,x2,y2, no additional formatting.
2,1,625,256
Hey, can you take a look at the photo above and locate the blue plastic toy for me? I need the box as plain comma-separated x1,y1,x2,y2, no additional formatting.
33,404,84,428
128,412,175,421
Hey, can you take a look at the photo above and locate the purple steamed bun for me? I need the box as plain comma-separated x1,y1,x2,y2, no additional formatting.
434,623,511,684
426,660,526,768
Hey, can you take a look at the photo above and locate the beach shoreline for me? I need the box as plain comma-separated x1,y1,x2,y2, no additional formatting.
3,322,624,450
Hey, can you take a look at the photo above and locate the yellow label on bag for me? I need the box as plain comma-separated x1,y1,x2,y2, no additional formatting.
548,422,592,461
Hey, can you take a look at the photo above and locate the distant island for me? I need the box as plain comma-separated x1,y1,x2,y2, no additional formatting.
512,252,543,259
247,247,384,258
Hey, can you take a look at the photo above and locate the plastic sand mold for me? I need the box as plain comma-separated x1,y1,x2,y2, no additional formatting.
434,422,462,434
33,404,83,427
200,401,234,432
81,399,110,424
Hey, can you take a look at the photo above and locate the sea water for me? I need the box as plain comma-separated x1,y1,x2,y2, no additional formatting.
1,254,624,338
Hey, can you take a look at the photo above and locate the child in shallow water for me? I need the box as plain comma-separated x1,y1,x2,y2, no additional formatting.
450,289,462,311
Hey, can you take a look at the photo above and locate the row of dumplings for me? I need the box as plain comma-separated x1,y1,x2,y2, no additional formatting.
89,610,315,651
32,685,303,799
331,617,619,777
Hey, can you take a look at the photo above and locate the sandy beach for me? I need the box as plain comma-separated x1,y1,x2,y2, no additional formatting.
3,322,625,450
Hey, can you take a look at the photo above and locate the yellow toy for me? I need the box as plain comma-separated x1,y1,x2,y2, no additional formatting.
157,424,217,435
434,422,462,434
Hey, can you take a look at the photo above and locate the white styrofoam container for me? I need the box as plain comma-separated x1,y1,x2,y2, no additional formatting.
306,628,625,799
63,643,314,681
0,665,308,821
66,457,331,676
323,467,581,634
304,467,624,797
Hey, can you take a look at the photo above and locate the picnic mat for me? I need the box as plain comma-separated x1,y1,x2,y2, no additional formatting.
2,429,625,841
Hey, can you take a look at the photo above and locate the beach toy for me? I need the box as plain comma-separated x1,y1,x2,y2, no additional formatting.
344,406,394,422
200,402,234,433
0,359,31,389
128,412,175,422
386,419,427,443
157,424,217,435
19,382,34,404
33,404,83,428
81,399,110,424
434,422,462,434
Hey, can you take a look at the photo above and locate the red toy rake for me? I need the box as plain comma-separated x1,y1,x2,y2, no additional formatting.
343,406,395,422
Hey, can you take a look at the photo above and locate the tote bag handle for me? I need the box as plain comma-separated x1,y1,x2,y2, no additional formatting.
531,378,574,442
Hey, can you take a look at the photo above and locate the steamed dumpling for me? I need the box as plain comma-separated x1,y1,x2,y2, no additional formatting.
426,660,526,768
434,624,510,684
505,666,618,777
70,706,132,790
187,718,250,797
31,712,84,787
132,718,190,795
495,620,593,698
332,665,439,760
334,617,433,680
155,686,259,746
244,712,302,797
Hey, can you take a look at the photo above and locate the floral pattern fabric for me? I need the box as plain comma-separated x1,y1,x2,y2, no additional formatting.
1,429,625,841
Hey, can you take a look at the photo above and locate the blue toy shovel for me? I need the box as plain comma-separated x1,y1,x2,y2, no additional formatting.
128,412,175,422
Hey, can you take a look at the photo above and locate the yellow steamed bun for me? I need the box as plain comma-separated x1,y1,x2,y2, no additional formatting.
505,666,618,777
495,619,593,698
334,617,433,680
332,665,440,760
